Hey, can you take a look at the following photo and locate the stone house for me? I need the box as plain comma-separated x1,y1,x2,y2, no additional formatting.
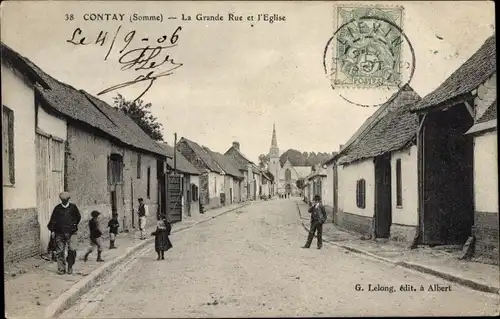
2,43,168,262
2,43,52,262
202,147,244,205
260,171,273,198
411,35,497,260
225,141,260,201
335,85,421,243
159,142,201,218
177,137,224,210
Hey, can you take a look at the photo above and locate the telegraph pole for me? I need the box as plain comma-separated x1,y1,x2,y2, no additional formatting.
174,133,177,174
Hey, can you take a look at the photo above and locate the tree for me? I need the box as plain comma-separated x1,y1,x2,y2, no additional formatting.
258,154,270,169
113,93,164,141
296,178,305,189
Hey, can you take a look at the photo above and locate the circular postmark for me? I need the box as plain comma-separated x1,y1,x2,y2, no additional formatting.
323,6,416,107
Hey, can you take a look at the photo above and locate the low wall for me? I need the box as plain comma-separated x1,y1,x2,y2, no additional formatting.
3,207,40,263
473,211,499,263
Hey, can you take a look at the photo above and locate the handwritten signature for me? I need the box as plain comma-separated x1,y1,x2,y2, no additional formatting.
67,25,183,101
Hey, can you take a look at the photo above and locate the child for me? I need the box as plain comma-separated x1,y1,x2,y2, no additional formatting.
151,217,172,260
108,212,120,249
84,210,104,262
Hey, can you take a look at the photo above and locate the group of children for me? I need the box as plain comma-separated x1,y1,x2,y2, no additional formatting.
47,211,173,262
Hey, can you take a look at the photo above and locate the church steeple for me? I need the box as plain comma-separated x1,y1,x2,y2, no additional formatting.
269,123,279,157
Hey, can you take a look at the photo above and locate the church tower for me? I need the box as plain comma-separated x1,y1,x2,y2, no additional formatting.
268,123,280,194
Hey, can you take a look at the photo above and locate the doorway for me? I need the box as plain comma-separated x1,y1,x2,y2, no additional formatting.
421,104,474,245
374,154,392,238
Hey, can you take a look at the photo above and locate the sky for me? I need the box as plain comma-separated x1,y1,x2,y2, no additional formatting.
1,1,495,163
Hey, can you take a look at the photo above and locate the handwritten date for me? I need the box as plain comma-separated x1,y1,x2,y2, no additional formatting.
66,26,183,102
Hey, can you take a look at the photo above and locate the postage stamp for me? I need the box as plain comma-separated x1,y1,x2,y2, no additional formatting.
332,5,405,89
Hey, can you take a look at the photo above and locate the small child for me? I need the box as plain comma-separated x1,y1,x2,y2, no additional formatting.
108,212,120,249
151,217,172,261
84,210,104,262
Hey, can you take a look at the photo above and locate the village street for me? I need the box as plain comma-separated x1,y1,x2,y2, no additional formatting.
61,199,499,318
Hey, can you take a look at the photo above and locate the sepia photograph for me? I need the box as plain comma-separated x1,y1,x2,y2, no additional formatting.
1,0,498,317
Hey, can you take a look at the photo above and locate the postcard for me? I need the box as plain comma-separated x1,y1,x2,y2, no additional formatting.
2,1,498,318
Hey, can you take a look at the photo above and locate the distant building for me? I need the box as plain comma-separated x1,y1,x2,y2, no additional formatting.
267,124,311,196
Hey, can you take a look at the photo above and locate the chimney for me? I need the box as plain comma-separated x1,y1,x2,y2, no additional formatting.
339,144,345,151
232,141,240,150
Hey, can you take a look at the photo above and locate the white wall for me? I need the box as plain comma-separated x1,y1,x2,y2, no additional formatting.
37,104,67,140
474,132,498,213
2,63,37,209
324,163,335,207
339,159,375,218
390,146,418,226
208,172,224,198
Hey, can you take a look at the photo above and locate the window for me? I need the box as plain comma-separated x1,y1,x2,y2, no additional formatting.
356,179,366,209
137,153,142,179
396,159,403,207
147,166,151,198
191,183,198,201
108,154,123,184
214,177,217,193
285,169,292,181
3,106,15,185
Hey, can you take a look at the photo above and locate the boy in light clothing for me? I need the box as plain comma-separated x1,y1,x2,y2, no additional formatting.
138,198,149,240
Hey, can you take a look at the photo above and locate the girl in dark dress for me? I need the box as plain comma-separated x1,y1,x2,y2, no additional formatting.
151,217,172,260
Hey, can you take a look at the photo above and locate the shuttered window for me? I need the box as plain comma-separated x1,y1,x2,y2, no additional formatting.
147,166,151,198
396,159,403,207
356,179,366,209
3,106,15,185
137,153,142,179
108,154,123,184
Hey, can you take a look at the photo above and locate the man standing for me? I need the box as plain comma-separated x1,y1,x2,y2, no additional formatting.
47,192,81,275
302,195,327,250
138,198,149,240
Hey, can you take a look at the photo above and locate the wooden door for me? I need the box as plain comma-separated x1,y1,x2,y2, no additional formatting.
36,133,64,254
374,155,392,238
167,174,183,223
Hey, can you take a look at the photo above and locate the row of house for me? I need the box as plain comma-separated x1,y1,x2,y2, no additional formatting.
1,43,272,264
301,35,497,262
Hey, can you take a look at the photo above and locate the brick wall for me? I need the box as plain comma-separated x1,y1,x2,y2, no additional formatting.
473,211,499,263
342,211,373,237
3,208,39,263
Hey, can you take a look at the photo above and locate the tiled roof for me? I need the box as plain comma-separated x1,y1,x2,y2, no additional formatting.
477,99,497,124
158,143,200,175
16,48,165,156
180,138,223,174
338,86,421,165
203,147,244,179
411,35,496,112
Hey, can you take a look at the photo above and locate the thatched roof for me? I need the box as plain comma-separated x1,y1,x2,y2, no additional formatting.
338,86,421,165
9,43,165,156
411,35,496,112
203,147,244,179
179,137,223,174
158,143,200,175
